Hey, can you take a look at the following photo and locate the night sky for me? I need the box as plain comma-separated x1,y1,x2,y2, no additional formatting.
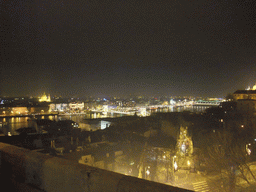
1,0,256,98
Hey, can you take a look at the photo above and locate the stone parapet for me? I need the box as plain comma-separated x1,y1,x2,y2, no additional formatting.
0,143,192,192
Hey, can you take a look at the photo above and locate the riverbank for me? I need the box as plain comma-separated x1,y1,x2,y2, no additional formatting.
0,113,59,119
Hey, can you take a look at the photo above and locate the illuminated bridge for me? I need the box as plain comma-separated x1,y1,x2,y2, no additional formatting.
193,100,221,106
90,109,136,115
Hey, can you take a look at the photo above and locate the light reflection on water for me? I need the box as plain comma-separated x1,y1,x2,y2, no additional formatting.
1,116,36,135
0,106,210,135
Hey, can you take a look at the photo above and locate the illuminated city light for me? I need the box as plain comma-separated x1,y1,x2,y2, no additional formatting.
174,162,178,171
246,144,252,155
247,149,251,155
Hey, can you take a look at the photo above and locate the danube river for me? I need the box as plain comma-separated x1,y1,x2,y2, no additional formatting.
0,105,210,135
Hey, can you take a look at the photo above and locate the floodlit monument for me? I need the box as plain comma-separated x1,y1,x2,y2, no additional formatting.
39,93,51,102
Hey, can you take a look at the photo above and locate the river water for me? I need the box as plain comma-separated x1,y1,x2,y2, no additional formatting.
0,105,210,135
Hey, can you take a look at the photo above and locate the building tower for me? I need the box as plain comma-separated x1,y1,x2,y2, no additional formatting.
39,93,51,102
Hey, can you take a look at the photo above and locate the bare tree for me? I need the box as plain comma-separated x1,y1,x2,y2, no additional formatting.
201,129,256,191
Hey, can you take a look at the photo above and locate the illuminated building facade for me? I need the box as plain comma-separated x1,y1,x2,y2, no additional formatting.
69,102,84,111
39,93,51,102
0,107,29,115
233,90,256,100
233,84,256,114
50,103,68,112
233,84,256,100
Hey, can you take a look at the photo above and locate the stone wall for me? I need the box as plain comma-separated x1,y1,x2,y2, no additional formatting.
0,143,192,192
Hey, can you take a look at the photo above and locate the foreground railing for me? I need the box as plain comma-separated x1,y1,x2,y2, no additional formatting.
0,143,192,192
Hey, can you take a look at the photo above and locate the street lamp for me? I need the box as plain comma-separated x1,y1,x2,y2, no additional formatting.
173,156,177,172
187,160,191,166
172,155,178,183
174,161,178,171
145,166,150,180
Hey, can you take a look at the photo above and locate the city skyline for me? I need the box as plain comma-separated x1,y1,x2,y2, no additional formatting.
1,0,255,98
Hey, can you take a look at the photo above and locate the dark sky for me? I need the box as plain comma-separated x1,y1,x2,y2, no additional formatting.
1,0,256,98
